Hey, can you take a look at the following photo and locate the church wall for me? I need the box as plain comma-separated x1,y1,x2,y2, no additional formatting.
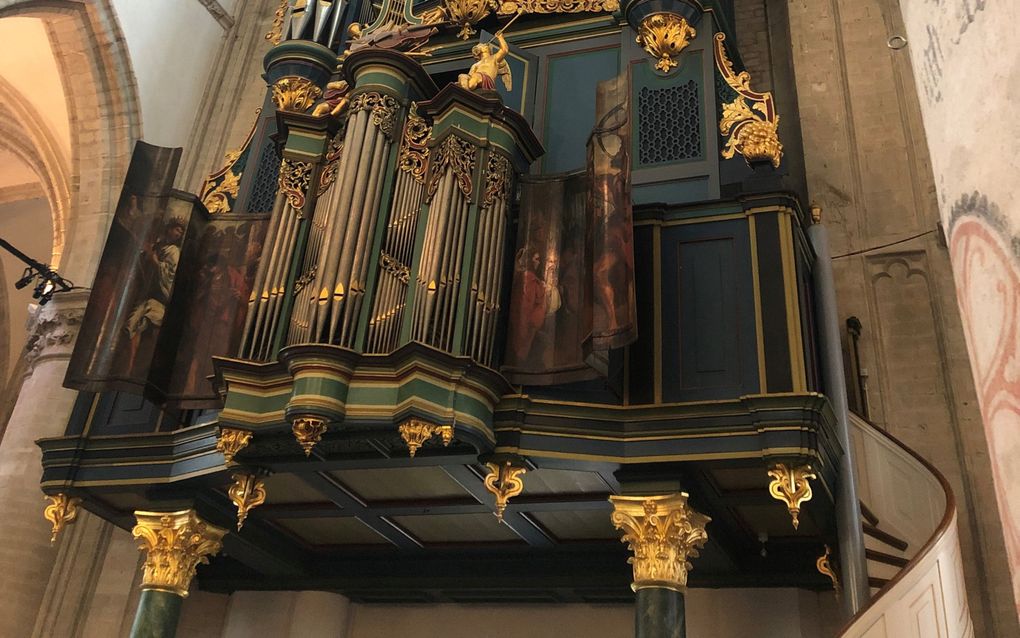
109,0,230,149
896,0,1020,621
763,0,1018,634
171,587,840,638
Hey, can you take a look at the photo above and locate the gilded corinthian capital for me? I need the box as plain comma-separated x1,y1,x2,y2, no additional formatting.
609,493,710,592
132,510,227,597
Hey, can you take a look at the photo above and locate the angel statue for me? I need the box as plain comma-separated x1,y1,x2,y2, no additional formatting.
457,33,512,93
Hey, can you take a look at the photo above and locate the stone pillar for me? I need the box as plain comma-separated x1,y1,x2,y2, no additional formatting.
0,290,87,636
609,493,709,638
128,510,226,638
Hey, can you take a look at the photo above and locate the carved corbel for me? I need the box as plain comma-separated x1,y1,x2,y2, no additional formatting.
292,416,328,456
636,13,697,72
216,427,253,464
714,33,783,168
398,418,454,458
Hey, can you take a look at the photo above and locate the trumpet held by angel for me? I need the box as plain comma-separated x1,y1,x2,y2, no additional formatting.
457,33,512,93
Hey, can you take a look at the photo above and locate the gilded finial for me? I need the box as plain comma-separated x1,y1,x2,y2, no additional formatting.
398,418,455,457
228,472,267,531
767,463,816,530
816,544,840,592
43,493,81,544
483,461,526,521
292,416,327,456
810,205,822,224
216,427,253,464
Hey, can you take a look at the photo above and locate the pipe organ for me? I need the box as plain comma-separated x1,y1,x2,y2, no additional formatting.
240,44,542,371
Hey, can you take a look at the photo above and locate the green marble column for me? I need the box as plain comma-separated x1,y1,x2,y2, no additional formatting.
635,588,686,638
609,493,708,638
129,590,183,638
128,510,226,638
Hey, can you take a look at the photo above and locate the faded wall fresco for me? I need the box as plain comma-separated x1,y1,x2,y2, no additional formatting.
899,0,1020,616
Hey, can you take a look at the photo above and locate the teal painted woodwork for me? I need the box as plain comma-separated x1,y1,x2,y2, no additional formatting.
542,46,619,173
632,178,711,204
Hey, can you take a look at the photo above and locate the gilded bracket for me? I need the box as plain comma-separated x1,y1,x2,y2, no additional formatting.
216,427,253,464
132,510,227,597
483,461,526,521
228,472,267,531
609,493,710,592
398,418,454,458
636,13,696,73
426,134,477,203
292,416,328,456
816,544,840,592
767,463,816,530
43,493,81,544
714,33,783,168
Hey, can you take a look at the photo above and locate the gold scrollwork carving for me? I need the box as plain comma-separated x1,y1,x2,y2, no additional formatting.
43,493,81,544
318,134,345,196
426,135,477,202
228,473,267,531
132,510,226,597
279,158,315,210
767,463,816,530
216,427,253,464
497,0,618,14
266,0,289,45
200,108,263,214
636,13,696,72
483,461,526,521
292,416,328,456
398,417,453,457
482,152,513,208
272,76,323,113
398,103,431,183
714,33,782,168
816,544,840,592
350,92,400,139
429,0,498,39
609,493,710,592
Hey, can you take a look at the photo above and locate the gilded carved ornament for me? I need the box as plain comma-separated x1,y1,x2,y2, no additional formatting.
398,418,454,457
636,13,697,72
200,108,262,214
132,510,226,597
816,544,840,592
266,0,290,45
228,473,267,531
609,493,710,592
43,493,81,544
349,91,400,139
420,0,618,39
216,427,253,464
272,76,323,113
767,463,816,530
318,133,346,195
279,158,315,210
292,416,328,456
483,152,514,208
714,33,782,168
398,103,431,183
483,461,526,521
426,134,477,203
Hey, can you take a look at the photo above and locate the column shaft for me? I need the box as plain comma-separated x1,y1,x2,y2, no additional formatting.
129,590,183,638
635,588,686,638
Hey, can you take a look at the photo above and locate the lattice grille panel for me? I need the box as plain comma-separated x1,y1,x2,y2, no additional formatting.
248,140,281,213
638,80,702,165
